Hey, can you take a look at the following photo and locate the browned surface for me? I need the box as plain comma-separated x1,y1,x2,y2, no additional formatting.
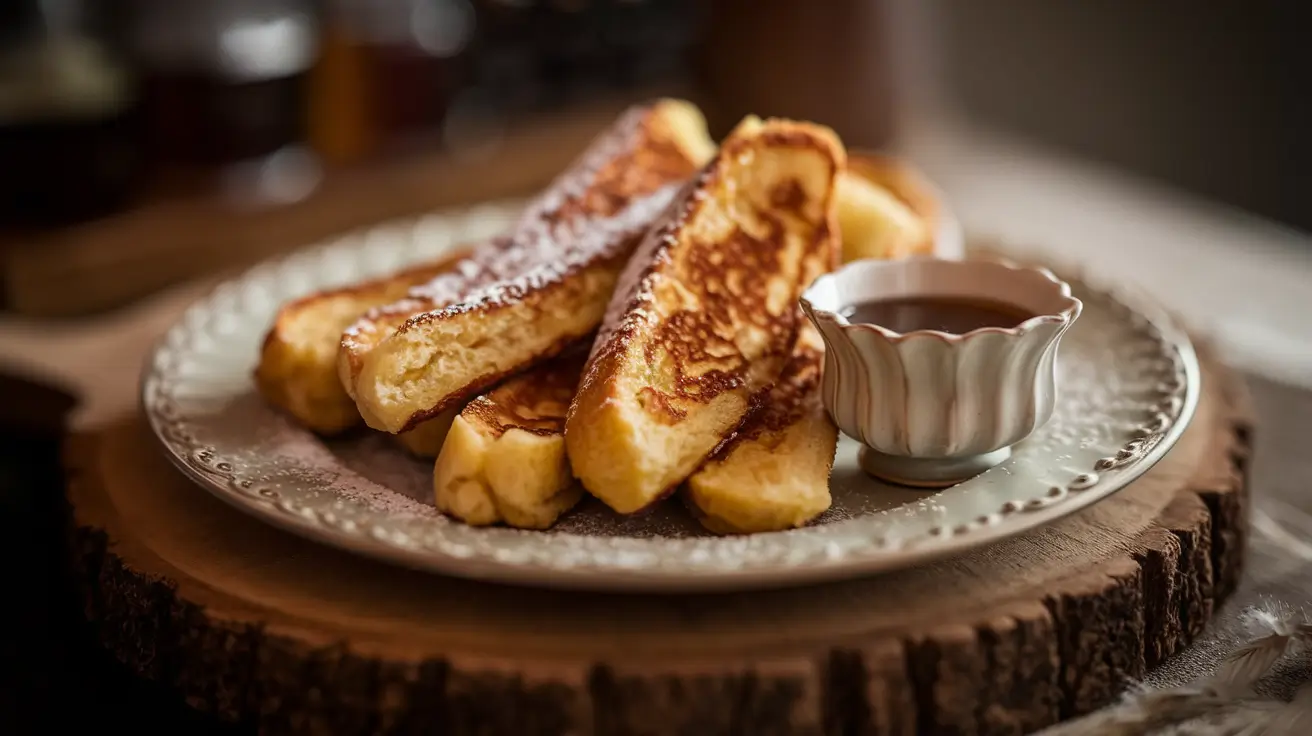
577,122,842,427
714,335,825,456
262,246,476,340
64,346,1249,735
341,99,706,371
339,100,709,433
462,350,588,439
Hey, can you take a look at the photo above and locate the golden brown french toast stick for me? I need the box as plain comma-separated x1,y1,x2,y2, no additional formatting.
434,350,587,529
565,116,845,514
254,247,472,435
390,406,461,457
685,324,837,533
837,154,943,262
342,99,715,433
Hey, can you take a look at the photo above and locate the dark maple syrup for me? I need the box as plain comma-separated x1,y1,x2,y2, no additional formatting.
840,295,1033,334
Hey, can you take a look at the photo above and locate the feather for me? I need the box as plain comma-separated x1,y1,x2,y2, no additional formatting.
1234,683,1312,736
1032,601,1311,736
1210,634,1293,698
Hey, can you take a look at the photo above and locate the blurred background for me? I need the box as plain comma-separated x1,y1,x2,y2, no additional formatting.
0,0,1308,319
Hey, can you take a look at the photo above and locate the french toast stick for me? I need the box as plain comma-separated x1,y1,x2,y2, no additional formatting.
341,99,715,433
254,246,474,435
434,349,587,529
685,324,837,533
391,407,461,457
565,116,845,514
838,154,940,262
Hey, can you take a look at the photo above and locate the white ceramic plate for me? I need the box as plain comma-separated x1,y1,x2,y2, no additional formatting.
142,202,1199,593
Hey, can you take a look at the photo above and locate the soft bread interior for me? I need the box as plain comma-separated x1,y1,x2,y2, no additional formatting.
355,263,614,433
435,420,582,529
687,410,836,534
433,353,586,529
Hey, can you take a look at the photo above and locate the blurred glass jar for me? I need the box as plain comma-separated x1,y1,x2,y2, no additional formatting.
0,0,143,227
310,0,476,165
127,0,323,207
696,0,897,147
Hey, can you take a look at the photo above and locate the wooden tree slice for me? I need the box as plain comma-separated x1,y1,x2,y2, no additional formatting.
63,349,1251,736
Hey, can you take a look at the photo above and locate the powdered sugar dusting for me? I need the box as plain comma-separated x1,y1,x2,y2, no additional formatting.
328,431,435,506
417,185,682,328
221,393,438,518
341,101,700,358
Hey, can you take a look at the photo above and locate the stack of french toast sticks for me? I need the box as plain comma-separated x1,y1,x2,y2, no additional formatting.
255,99,942,534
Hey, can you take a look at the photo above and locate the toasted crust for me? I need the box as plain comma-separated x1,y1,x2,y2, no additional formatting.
685,324,837,533
434,350,587,529
343,99,716,433
564,116,846,514
837,153,941,262
254,247,474,435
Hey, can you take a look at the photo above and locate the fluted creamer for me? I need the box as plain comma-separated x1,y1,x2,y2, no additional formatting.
800,257,1083,486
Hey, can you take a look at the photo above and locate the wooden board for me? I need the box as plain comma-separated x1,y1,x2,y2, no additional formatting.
63,349,1251,736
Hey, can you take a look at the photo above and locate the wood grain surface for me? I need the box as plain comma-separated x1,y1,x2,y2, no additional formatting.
61,346,1251,735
